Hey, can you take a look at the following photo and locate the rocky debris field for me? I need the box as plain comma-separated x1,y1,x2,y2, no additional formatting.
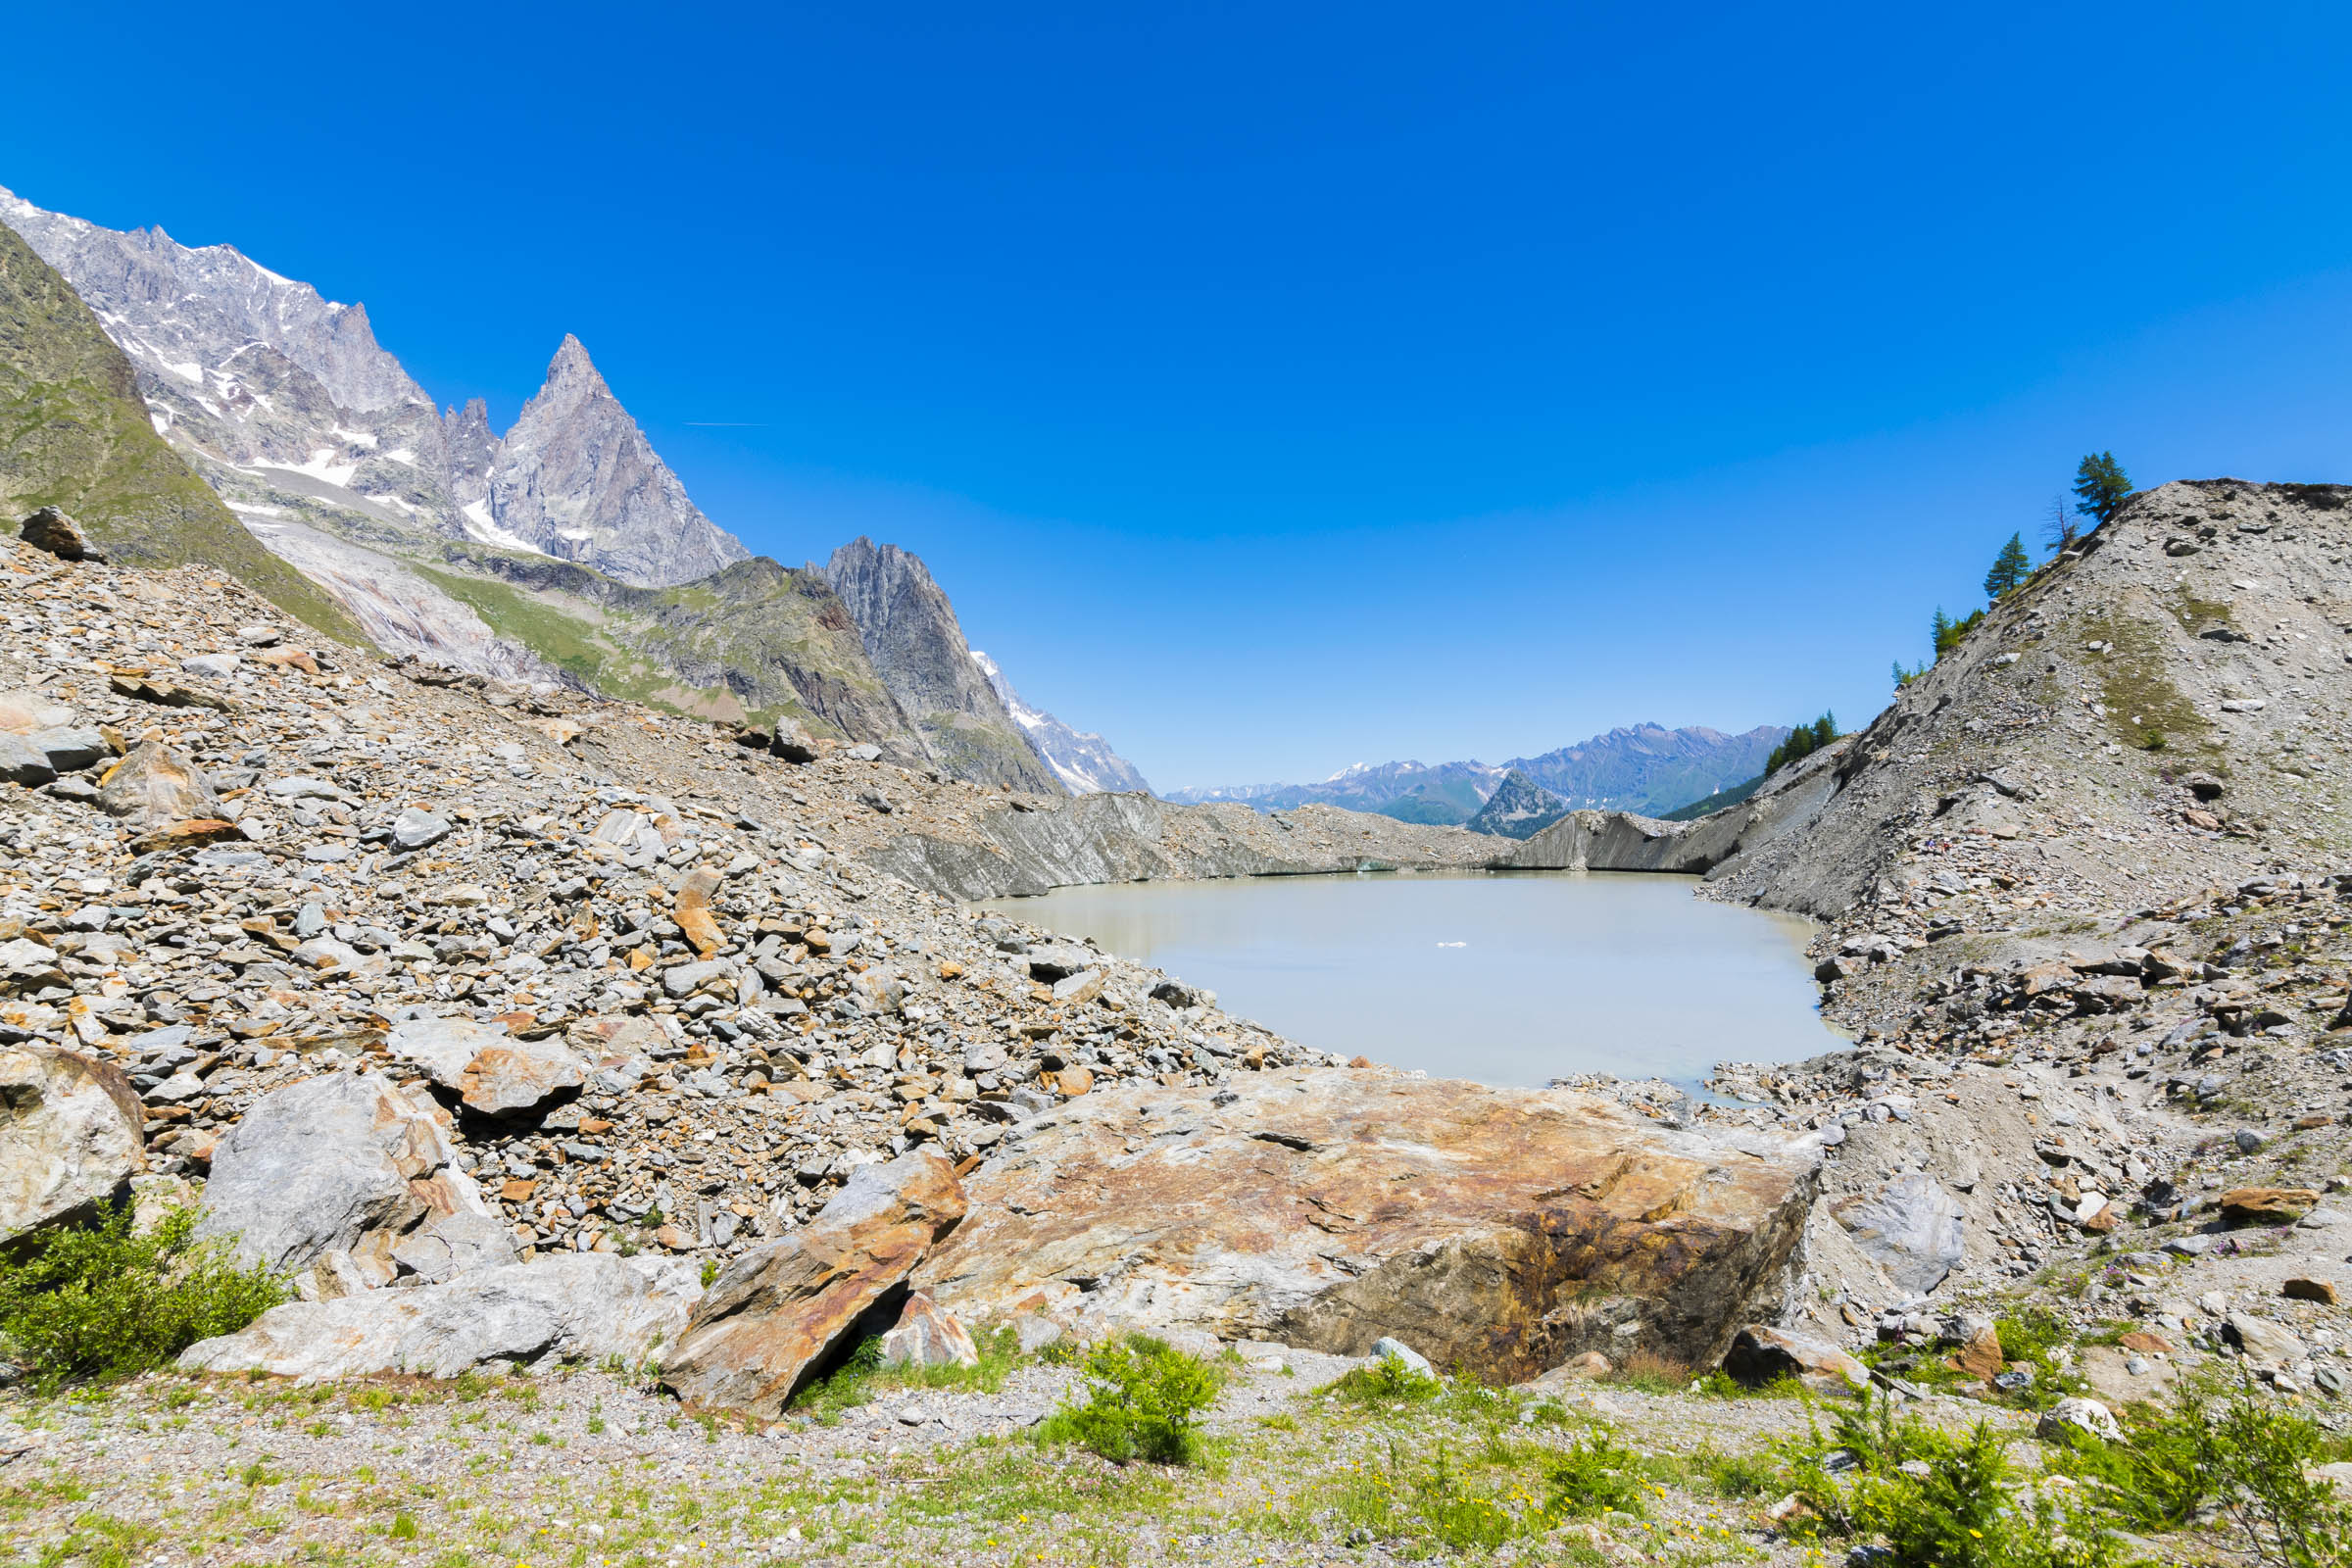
1656,483,2352,1439
0,1341,1958,1568
0,536,1396,1290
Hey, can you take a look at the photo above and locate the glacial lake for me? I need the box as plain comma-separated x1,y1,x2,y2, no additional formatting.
978,869,1843,1091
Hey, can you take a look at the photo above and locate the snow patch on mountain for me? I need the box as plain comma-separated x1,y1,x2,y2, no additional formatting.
969,652,1152,796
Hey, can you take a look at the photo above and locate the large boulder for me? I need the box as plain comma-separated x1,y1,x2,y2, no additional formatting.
95,741,220,828
663,1150,966,1421
1829,1173,1966,1297
178,1253,700,1379
0,1048,144,1249
197,1071,510,1290
18,507,100,562
386,1014,584,1116
913,1067,1820,1382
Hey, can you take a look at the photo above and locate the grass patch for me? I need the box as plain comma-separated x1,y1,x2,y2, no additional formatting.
0,1204,284,1391
793,1324,1026,1420
2082,608,2210,753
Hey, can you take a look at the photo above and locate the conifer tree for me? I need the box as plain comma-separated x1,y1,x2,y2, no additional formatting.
1984,532,2032,599
2073,452,2132,526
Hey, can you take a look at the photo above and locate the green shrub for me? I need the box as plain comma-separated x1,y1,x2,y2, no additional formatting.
0,1203,284,1389
1545,1426,1650,1519
1812,1403,2124,1568
2145,1373,2351,1568
1037,1334,1223,1465
1325,1350,1442,1405
1331,1438,1559,1550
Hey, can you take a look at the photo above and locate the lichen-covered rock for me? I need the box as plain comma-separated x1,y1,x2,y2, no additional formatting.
914,1067,1819,1383
0,1047,144,1249
663,1150,966,1421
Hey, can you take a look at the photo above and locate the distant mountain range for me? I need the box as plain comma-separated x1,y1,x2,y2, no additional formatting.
0,183,1149,795
1166,723,1788,827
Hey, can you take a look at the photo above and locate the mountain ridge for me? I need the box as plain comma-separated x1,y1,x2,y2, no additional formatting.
0,184,1132,794
969,651,1152,795
1166,722,1786,822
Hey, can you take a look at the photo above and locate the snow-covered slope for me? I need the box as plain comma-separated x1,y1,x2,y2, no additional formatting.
970,651,1152,795
0,185,745,592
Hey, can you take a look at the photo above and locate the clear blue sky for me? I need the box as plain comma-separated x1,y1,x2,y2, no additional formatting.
12,3,2352,791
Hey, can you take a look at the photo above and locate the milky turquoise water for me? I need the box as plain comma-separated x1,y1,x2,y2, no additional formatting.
978,869,1842,1091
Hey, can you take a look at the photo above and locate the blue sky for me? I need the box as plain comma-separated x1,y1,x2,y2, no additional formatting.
11,3,2352,790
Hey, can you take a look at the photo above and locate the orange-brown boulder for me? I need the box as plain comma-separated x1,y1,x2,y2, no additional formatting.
2221,1188,2320,1226
914,1067,1817,1384
663,1150,966,1421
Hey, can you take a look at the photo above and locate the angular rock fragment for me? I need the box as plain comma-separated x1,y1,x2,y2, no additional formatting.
17,507,100,562
178,1253,700,1379
1721,1324,1869,1396
196,1071,502,1286
663,1150,966,1421
673,869,725,956
879,1291,978,1369
1830,1173,1965,1297
95,741,220,828
387,1014,584,1116
2220,1187,2318,1226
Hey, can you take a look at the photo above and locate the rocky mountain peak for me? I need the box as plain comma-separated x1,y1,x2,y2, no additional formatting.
480,337,749,586
441,398,499,509
1463,768,1571,839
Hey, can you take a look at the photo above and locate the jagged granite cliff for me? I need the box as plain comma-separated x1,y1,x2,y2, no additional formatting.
824,539,1060,794
0,184,1150,792
479,337,747,586
970,651,1152,795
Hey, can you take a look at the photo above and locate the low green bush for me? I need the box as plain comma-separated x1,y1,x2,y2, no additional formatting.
1325,1350,1442,1405
1037,1334,1224,1465
0,1203,284,1390
1544,1426,1650,1519
1781,1393,2123,1568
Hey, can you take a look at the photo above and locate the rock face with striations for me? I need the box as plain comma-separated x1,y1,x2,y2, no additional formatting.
180,1252,701,1379
825,539,1062,795
913,1067,1820,1383
197,1071,509,1293
481,336,748,587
